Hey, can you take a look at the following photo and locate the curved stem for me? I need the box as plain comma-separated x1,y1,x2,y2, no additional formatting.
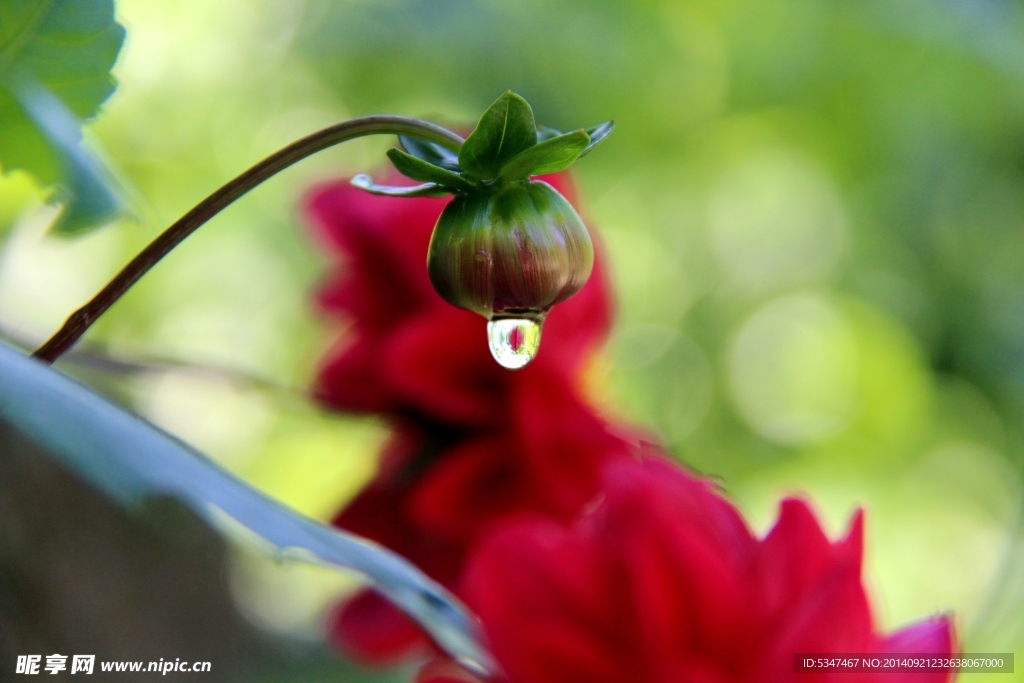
33,116,464,364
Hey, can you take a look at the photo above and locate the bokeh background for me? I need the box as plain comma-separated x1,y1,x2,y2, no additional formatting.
2,0,1024,680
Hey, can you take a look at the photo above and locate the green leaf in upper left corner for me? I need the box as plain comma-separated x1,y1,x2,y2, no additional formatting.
0,0,126,235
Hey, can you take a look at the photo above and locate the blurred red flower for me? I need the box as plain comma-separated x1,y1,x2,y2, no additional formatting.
418,457,956,683
305,173,954,679
305,173,635,662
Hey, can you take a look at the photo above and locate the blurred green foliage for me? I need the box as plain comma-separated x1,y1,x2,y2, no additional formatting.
2,0,1024,676
0,0,125,233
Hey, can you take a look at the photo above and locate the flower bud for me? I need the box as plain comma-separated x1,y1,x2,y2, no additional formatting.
351,91,613,368
426,180,594,322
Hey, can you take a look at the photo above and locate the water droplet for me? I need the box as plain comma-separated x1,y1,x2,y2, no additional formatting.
487,318,541,369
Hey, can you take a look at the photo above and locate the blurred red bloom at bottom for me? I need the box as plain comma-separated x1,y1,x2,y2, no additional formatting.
327,372,637,663
418,458,955,683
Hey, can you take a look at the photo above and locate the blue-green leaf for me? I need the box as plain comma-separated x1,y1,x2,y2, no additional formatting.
8,73,122,234
458,91,537,180
399,134,461,171
579,120,614,158
351,173,451,198
0,0,126,234
0,342,495,677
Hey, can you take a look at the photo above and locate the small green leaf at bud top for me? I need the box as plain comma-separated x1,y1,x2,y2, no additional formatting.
458,91,537,180
498,129,590,181
349,91,613,368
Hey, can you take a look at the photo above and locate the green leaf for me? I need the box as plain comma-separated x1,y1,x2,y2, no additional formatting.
10,74,122,234
579,120,615,158
399,134,461,171
0,0,126,233
386,148,476,192
499,129,590,180
351,173,451,198
0,341,495,678
458,91,537,180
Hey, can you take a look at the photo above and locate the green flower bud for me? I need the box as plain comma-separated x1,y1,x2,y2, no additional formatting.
352,91,613,368
427,180,593,322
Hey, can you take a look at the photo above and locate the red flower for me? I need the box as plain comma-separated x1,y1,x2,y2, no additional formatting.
418,457,956,683
306,173,954,679
305,172,633,663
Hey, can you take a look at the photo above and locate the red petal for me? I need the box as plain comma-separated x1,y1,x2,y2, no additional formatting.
305,181,443,330
328,590,429,664
312,332,393,413
409,435,540,542
462,520,630,683
383,307,508,426
599,458,754,667
332,477,465,583
510,373,628,515
752,499,853,624
752,504,875,677
601,457,756,568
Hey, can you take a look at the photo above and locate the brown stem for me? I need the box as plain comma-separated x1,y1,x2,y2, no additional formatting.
33,116,464,364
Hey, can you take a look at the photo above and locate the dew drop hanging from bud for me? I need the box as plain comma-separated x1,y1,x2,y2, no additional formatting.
487,318,542,369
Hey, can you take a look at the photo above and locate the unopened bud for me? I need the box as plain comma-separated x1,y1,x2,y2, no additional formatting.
427,180,593,322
